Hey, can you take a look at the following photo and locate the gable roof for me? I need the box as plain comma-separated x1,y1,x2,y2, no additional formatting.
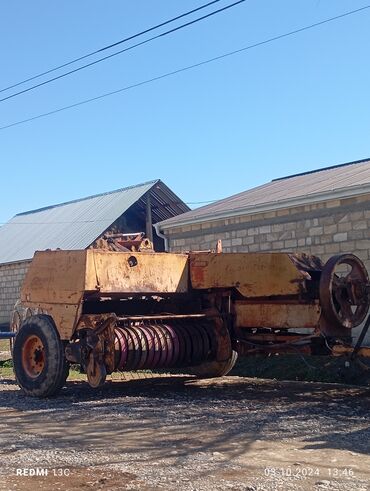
159,158,370,230
0,179,189,264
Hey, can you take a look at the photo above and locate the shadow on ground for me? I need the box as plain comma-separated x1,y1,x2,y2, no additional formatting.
1,375,369,463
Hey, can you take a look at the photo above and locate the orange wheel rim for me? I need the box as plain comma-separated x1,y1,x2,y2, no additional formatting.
21,335,45,378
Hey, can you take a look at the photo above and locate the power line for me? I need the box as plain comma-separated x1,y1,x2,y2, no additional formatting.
186,200,218,204
0,0,222,95
1,4,369,131
0,0,246,103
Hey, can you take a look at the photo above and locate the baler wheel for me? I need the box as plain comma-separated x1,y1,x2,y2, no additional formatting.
190,350,238,379
13,315,69,398
86,353,107,388
320,254,370,329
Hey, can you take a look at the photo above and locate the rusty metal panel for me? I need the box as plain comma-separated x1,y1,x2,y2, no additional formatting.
11,299,82,341
19,250,189,338
332,345,370,358
21,250,88,305
20,250,87,339
234,301,321,329
190,253,306,297
36,302,81,340
85,250,189,294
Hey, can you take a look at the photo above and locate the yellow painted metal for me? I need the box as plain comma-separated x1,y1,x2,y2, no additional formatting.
20,249,317,340
332,344,370,358
234,301,321,329
21,250,88,305
85,250,189,294
190,252,307,297
20,251,87,339
20,249,189,339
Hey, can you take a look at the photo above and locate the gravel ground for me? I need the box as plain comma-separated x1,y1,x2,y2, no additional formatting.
0,373,369,491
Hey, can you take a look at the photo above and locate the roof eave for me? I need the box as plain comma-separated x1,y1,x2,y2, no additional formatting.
0,258,32,267
158,183,370,231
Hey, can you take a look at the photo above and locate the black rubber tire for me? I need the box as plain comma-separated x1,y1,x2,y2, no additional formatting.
58,343,70,390
190,350,238,379
13,315,69,398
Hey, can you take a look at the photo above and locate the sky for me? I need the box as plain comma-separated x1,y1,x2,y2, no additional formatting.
1,0,370,224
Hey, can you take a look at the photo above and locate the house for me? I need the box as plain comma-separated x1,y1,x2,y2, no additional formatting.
157,158,370,344
158,158,370,268
0,179,189,326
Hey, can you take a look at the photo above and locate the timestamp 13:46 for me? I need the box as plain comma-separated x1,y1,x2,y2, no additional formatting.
264,467,355,478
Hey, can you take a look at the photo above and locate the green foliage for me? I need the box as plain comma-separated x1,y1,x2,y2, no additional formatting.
1,353,369,386
0,359,13,368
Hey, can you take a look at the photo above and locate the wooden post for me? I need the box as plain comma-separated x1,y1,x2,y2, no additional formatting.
146,192,153,243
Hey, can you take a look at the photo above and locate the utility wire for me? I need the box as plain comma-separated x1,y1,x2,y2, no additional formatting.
0,0,246,103
186,200,218,204
1,4,369,131
0,0,222,95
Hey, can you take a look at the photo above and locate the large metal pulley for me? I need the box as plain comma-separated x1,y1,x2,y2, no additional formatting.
319,254,370,329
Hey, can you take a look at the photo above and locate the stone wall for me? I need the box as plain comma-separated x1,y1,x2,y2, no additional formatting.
0,261,30,326
165,193,370,344
166,194,370,272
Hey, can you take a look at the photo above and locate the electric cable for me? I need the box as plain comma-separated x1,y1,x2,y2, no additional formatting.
0,0,223,94
1,4,369,131
0,0,246,103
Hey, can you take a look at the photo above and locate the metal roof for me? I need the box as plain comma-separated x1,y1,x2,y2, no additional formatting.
0,180,189,264
159,158,370,229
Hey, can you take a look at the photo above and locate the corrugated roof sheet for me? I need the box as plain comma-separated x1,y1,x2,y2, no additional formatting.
160,158,370,228
0,180,189,264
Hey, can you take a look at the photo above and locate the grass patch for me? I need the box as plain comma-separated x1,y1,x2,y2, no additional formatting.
2,354,369,386
231,354,370,386
0,361,154,382
0,359,13,368
0,359,86,381
0,339,11,352
0,359,14,378
0,367,14,377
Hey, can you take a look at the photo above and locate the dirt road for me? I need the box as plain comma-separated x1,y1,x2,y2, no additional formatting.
0,375,369,491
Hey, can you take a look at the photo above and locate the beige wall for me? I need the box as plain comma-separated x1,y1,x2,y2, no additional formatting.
0,261,30,326
166,194,370,272
164,194,370,345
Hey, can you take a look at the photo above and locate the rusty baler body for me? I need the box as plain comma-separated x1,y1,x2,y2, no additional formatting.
19,250,189,340
12,248,370,395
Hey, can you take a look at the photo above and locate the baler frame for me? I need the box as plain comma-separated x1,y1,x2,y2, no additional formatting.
9,246,370,397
